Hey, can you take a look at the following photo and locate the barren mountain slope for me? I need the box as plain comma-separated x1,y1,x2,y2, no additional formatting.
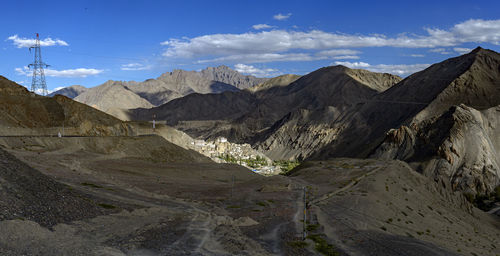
0,147,116,228
0,76,131,136
251,66,401,160
314,47,500,160
247,74,301,92
48,85,88,98
75,80,153,111
125,65,266,106
129,66,401,146
199,65,268,89
373,104,500,195
289,159,500,256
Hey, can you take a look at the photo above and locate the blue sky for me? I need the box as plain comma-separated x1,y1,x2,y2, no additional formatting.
2,0,500,92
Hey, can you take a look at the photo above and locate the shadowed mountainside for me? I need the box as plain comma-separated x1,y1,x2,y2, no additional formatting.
0,76,131,136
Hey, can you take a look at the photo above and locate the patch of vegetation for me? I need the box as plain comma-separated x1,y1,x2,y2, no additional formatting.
340,163,355,169
288,240,309,249
464,187,500,211
307,234,340,256
276,160,301,175
307,224,320,232
227,205,241,209
380,226,387,231
81,182,103,188
97,203,116,209
219,154,268,168
386,218,393,223
256,201,267,207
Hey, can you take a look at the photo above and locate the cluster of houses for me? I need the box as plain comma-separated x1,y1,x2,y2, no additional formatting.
189,137,281,175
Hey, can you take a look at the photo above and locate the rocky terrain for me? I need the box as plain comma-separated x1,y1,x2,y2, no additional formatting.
0,76,131,136
49,66,267,118
48,84,88,98
288,159,500,256
1,47,499,255
246,74,301,92
129,66,402,156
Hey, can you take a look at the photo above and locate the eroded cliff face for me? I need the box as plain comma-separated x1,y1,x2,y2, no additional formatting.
373,104,500,195
253,67,401,160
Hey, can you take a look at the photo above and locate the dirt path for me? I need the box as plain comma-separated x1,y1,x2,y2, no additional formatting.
311,166,380,205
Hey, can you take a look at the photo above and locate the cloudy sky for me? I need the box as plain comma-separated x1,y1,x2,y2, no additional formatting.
2,0,500,92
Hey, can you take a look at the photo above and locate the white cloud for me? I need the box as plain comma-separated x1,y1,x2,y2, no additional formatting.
160,19,500,65
197,50,360,64
52,86,65,92
334,61,371,68
197,53,315,63
429,48,451,54
234,64,280,77
453,47,472,54
252,24,273,30
409,54,425,57
121,63,151,71
316,49,361,57
15,67,30,76
334,61,430,76
16,66,103,78
273,13,292,21
7,34,68,48
331,55,360,60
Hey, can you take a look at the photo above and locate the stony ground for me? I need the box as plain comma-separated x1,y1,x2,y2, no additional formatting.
0,136,498,255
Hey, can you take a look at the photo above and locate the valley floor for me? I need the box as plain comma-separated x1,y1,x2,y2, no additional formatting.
0,136,498,255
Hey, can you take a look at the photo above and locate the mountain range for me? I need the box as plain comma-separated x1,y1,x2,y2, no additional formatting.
47,47,500,197
0,47,499,255
49,65,268,119
123,47,500,197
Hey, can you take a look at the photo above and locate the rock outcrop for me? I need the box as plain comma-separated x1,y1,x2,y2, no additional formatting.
373,104,500,195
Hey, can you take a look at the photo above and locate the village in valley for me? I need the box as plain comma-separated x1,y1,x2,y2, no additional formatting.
189,137,298,175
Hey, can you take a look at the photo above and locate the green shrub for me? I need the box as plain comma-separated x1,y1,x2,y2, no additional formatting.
287,240,308,249
97,203,116,209
307,234,339,256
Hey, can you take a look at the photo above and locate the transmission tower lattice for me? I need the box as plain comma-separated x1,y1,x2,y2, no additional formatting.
28,33,49,95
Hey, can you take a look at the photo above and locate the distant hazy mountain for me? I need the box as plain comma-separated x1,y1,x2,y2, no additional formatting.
63,66,267,120
48,85,88,98
74,80,154,121
124,65,266,106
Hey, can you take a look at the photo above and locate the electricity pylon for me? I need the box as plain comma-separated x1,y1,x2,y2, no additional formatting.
28,33,49,95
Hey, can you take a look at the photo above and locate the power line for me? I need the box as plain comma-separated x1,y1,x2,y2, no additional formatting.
28,33,49,95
